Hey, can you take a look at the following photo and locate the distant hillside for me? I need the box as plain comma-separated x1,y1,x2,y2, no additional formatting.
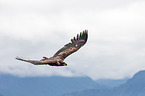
0,75,105,96
114,70,145,96
96,78,128,88
63,70,145,96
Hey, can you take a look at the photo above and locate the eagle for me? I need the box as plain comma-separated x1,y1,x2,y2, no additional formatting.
16,30,88,66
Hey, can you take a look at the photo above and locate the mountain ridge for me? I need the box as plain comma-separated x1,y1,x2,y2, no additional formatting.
0,74,105,96
62,70,145,96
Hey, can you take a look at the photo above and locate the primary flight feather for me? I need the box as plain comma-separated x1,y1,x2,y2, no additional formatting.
16,30,88,66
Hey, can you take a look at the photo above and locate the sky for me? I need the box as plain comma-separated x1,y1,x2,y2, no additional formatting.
0,0,145,80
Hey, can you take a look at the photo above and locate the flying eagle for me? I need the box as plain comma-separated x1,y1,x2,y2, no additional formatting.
16,30,88,66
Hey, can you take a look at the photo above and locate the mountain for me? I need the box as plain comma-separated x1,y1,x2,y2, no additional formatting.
1,70,144,96
62,70,145,96
114,70,145,96
96,78,128,88
0,74,105,96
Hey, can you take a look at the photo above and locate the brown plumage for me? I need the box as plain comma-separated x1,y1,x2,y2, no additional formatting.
16,30,88,66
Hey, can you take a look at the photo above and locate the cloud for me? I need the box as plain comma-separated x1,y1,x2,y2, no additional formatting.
0,0,145,80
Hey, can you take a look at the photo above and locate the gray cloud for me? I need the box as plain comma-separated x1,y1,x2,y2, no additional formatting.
0,0,145,80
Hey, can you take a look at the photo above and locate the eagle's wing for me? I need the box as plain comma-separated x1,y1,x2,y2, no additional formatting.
15,57,55,65
53,30,88,60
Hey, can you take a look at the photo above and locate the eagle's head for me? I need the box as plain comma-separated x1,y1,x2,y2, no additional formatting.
62,62,67,66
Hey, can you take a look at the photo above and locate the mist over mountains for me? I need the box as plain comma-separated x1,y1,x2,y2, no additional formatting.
0,70,145,96
63,70,145,96
0,75,105,96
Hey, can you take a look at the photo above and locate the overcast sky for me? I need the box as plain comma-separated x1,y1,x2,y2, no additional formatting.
1,0,145,80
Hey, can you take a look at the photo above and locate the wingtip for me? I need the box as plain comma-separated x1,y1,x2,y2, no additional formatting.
15,56,22,60
84,29,88,33
82,30,88,37
15,56,27,61
80,29,88,42
15,56,19,60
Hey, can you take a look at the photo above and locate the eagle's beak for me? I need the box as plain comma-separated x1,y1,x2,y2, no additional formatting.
64,63,67,66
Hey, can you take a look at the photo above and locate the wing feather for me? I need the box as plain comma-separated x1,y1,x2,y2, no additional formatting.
53,30,88,60
15,57,55,65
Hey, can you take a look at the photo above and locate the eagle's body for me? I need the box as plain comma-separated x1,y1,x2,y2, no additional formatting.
16,30,88,66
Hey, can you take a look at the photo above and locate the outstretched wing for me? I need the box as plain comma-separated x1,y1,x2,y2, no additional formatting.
53,30,88,60
15,57,56,65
